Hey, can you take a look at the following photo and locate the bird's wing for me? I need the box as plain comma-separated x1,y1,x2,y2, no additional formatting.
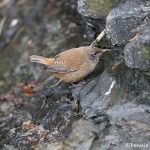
48,49,85,73
47,60,77,73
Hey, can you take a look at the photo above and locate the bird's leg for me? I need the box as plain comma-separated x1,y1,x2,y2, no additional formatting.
50,80,62,88
0,17,6,37
41,76,62,88
70,80,86,88
41,76,55,87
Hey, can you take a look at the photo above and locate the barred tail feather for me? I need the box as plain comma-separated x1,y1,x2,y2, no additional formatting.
29,55,54,66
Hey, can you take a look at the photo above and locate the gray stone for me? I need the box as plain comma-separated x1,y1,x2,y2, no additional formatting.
65,119,101,150
106,0,149,45
35,119,106,150
3,145,17,150
107,102,150,124
124,22,150,71
103,102,150,150
72,71,125,122
78,0,119,19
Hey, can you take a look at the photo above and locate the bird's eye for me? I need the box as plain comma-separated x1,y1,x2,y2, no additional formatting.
89,53,97,61
91,52,97,56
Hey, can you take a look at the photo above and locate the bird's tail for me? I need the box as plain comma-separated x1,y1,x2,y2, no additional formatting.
29,55,54,66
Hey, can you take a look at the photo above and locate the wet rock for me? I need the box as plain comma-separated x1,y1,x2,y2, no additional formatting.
35,142,64,150
64,119,101,150
93,109,150,150
35,119,108,150
103,102,150,150
72,71,125,123
106,0,149,45
77,0,119,19
3,144,17,150
113,62,150,92
124,22,150,71
107,102,150,124
71,61,150,149
35,100,150,150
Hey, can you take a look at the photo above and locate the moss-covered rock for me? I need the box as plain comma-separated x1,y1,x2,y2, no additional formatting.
124,29,150,71
106,0,147,45
78,0,119,19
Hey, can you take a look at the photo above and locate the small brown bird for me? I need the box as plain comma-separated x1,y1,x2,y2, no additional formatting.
29,46,109,83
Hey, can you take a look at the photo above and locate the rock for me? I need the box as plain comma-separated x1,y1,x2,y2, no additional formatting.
124,22,150,71
35,119,107,150
64,119,102,150
103,102,150,150
77,0,119,19
35,142,64,150
72,71,125,123
107,102,150,124
106,0,149,45
77,0,119,45
94,106,150,150
82,17,106,43
3,145,17,150
35,101,150,150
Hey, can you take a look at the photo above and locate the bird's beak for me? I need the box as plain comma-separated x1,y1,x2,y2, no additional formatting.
96,52,102,60
95,50,102,57
101,49,112,53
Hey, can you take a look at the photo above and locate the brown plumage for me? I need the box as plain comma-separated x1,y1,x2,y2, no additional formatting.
30,46,106,83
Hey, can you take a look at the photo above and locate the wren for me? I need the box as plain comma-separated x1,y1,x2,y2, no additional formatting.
29,46,108,83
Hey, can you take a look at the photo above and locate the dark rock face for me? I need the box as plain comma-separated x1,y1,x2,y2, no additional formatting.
72,71,117,120
106,0,148,45
71,64,150,149
124,22,150,71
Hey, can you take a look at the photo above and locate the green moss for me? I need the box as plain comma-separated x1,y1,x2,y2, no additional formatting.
139,46,150,60
87,0,118,18
110,86,125,102
127,18,140,29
